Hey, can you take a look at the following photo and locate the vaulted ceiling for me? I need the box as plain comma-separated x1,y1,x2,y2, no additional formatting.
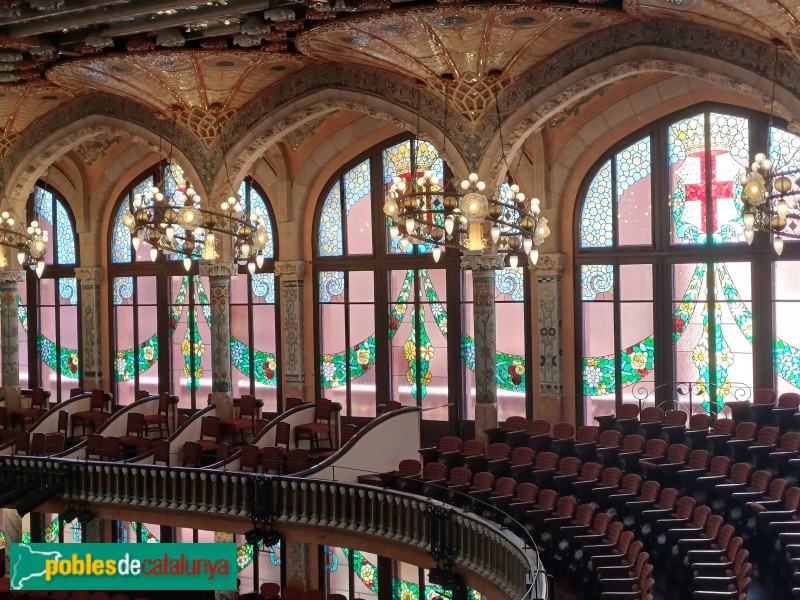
0,0,798,156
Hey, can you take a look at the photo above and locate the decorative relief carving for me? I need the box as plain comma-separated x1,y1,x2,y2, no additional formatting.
0,270,25,283
460,253,505,271
533,253,565,274
198,262,238,278
275,260,307,279
75,266,104,284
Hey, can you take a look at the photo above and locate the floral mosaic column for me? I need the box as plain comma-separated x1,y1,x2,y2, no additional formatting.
275,261,307,402
75,267,103,390
2,508,21,576
0,269,24,414
462,253,505,442
535,254,565,421
200,262,237,420
214,532,237,600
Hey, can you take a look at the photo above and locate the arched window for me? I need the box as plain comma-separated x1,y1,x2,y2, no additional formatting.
20,183,80,402
576,104,799,422
109,165,279,410
314,136,533,424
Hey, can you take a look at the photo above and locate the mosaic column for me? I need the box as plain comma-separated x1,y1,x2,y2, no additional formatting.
275,261,307,402
462,253,505,442
200,262,237,421
0,269,24,415
214,532,237,600
535,253,565,421
75,267,103,391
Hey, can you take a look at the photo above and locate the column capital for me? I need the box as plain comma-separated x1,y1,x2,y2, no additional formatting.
533,252,565,275
75,266,104,284
0,269,25,283
198,261,237,278
275,260,307,278
460,252,505,271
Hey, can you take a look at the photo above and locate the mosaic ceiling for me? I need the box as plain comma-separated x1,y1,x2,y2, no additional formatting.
0,0,797,151
46,51,308,146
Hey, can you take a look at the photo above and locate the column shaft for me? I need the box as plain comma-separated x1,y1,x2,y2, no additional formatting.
461,254,504,441
75,267,104,390
200,263,237,420
276,261,307,403
0,271,24,414
535,254,565,422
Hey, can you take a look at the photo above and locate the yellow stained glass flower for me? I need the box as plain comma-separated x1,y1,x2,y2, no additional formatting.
403,340,415,362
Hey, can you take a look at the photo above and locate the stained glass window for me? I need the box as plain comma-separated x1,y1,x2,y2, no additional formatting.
315,137,532,419
111,169,279,409
577,105,777,420
579,160,612,248
24,183,80,403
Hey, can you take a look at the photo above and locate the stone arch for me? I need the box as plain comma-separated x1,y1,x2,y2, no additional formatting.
1,115,209,222
211,87,471,206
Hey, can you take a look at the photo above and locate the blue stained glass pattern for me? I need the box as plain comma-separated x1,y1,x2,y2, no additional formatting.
668,114,704,165
111,199,134,264
580,160,613,248
113,277,134,305
112,176,154,264
770,127,800,241
252,273,275,304
34,187,77,265
318,181,343,257
59,278,78,306
496,268,524,301
248,185,275,258
581,264,614,301
344,159,371,215
319,271,345,303
616,137,651,198
54,197,76,264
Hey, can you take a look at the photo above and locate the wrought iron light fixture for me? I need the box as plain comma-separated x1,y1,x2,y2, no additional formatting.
0,209,48,277
383,89,550,265
122,174,271,274
383,170,549,266
738,41,799,256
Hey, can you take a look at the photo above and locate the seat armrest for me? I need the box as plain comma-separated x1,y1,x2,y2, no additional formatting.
590,554,626,568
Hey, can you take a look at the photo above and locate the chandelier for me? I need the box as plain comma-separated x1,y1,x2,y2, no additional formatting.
122,172,270,273
739,151,800,255
0,210,48,277
383,167,550,266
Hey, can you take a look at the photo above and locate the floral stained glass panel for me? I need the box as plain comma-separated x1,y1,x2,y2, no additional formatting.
774,261,800,394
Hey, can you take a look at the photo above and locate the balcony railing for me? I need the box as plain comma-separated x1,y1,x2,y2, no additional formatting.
0,456,545,600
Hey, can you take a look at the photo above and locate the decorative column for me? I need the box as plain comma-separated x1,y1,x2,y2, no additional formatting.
461,253,505,442
75,267,104,391
2,508,21,576
275,261,307,402
535,253,565,422
0,269,24,415
214,532,237,600
200,262,237,421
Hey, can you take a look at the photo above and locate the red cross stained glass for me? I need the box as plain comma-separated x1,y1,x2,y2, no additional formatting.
683,149,734,233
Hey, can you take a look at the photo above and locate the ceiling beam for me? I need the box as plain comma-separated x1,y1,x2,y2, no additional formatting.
4,0,270,38
100,0,289,38
0,1,137,27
